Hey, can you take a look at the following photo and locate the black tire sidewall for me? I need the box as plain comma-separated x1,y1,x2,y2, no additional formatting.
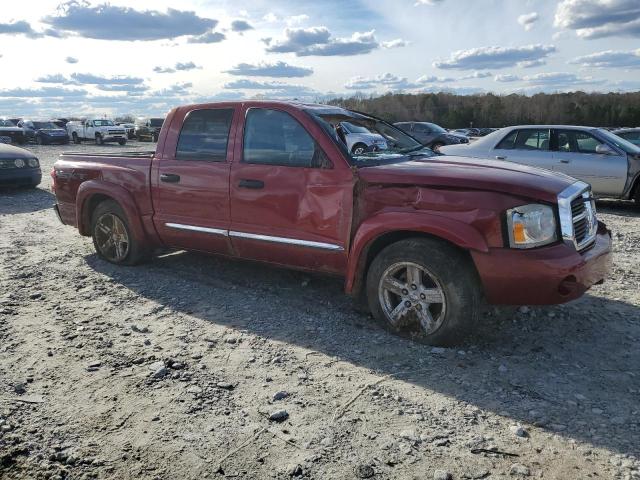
366,237,479,346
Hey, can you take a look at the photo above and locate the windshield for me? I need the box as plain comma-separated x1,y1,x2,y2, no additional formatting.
150,118,164,127
305,108,431,165
597,129,640,154
425,123,447,134
93,120,115,126
33,121,58,129
0,120,16,127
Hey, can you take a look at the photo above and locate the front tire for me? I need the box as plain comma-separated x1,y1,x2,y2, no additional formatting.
91,200,148,266
72,132,80,144
431,142,445,152
95,134,103,145
36,135,43,145
351,143,368,155
366,237,480,346
118,139,126,146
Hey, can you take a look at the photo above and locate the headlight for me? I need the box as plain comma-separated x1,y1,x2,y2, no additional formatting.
506,204,557,249
14,158,25,168
28,158,39,168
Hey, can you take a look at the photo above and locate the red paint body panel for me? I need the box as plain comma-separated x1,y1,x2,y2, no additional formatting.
52,100,613,307
472,227,612,304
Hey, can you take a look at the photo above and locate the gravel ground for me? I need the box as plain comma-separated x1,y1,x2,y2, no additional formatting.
1,143,639,480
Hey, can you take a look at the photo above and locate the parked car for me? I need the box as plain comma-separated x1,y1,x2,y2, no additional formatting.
52,118,70,129
394,122,468,151
52,101,612,346
451,128,480,137
0,142,41,188
67,119,127,145
440,125,640,203
135,117,165,142
0,119,26,145
19,120,70,145
117,122,136,139
336,121,388,154
612,128,640,147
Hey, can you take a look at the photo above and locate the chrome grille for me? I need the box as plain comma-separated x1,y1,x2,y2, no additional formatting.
558,181,598,252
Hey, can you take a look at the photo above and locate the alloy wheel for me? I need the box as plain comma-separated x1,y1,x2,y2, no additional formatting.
378,261,446,335
94,213,130,262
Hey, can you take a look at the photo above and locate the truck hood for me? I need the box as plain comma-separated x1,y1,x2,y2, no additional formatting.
357,155,575,203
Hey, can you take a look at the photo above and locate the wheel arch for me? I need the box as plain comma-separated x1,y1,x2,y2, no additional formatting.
345,213,488,296
76,181,149,247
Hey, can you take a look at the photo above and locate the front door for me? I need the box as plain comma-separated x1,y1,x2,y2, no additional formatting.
151,107,236,254
229,106,354,274
552,129,627,196
491,128,556,172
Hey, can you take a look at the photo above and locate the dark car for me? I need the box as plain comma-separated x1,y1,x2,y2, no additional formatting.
134,117,165,142
19,120,70,145
0,119,26,145
0,142,41,188
613,128,640,147
52,118,70,129
394,122,469,151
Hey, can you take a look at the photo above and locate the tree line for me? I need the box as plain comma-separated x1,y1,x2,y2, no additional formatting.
327,91,640,128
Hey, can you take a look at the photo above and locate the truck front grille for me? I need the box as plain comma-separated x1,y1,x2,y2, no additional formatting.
558,182,598,252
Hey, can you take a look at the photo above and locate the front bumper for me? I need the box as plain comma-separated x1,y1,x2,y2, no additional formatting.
0,168,42,187
41,135,70,144
472,223,612,305
102,135,126,143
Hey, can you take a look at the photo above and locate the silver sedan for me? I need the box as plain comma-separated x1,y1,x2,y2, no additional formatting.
440,125,640,203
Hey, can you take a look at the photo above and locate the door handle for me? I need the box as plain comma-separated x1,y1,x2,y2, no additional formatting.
559,159,571,164
160,173,181,183
495,156,506,160
238,179,264,189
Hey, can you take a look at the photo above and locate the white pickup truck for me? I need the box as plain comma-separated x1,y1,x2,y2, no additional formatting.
66,119,127,145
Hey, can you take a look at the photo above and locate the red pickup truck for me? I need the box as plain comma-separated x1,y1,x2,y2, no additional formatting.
52,101,612,345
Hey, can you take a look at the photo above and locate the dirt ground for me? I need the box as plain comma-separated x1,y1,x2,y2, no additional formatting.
1,143,639,480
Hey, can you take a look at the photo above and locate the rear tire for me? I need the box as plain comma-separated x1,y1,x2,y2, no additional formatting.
91,200,148,266
366,237,480,346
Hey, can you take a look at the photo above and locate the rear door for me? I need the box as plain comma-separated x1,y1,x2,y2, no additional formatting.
491,128,556,171
552,129,627,196
151,107,236,254
229,106,354,274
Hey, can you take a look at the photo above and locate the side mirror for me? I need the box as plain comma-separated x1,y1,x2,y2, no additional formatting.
596,143,615,155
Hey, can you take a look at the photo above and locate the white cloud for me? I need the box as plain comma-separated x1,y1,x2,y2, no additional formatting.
570,48,640,68
265,27,379,56
518,12,539,31
495,74,520,82
381,38,409,49
344,73,419,90
554,0,640,39
434,44,556,70
414,0,445,5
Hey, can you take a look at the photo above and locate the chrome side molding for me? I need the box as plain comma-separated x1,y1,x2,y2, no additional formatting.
165,223,344,251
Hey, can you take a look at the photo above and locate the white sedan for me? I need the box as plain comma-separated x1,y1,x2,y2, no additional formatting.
439,125,640,202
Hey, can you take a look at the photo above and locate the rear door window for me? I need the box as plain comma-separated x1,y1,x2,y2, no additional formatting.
176,109,234,161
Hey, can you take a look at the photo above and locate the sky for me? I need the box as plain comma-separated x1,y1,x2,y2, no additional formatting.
0,0,639,117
